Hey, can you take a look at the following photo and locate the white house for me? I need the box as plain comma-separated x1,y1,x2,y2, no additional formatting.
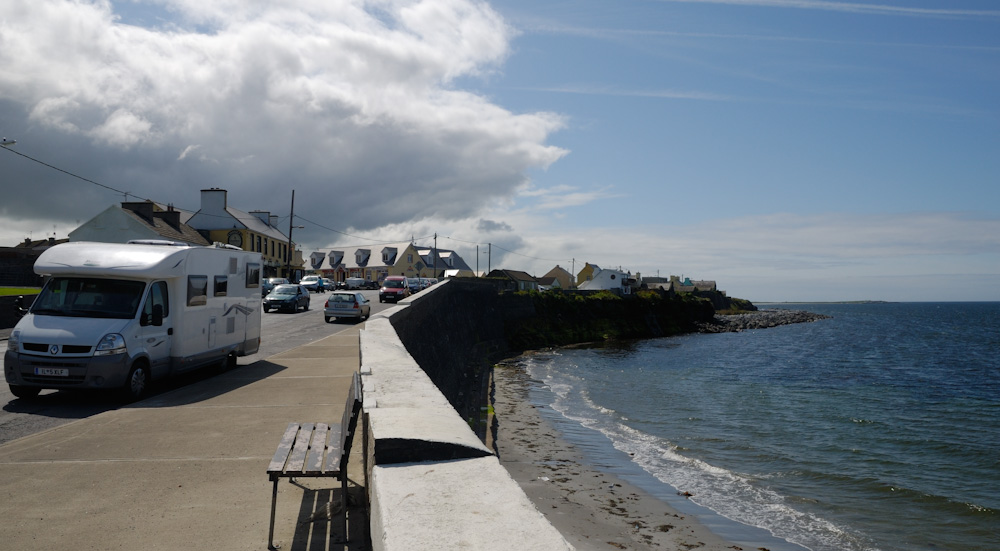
577,268,634,294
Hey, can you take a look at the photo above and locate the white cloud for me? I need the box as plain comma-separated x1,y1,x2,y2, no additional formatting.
0,0,567,241
402,210,1000,301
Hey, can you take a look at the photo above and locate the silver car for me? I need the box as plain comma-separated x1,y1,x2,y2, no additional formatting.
323,291,371,323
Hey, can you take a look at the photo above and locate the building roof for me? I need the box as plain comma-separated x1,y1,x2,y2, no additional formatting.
14,237,70,249
308,242,416,271
119,202,210,245
488,269,537,283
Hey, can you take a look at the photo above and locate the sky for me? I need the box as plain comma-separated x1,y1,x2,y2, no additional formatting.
1,0,998,302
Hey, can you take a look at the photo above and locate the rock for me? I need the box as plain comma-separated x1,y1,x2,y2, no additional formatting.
696,309,830,333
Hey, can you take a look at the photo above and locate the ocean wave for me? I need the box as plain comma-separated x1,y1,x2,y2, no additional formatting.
525,356,879,551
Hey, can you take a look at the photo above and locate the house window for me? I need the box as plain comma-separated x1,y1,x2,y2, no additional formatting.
407,254,413,263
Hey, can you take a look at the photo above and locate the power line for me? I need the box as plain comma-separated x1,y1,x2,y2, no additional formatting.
2,144,580,268
1,144,152,202
440,235,572,265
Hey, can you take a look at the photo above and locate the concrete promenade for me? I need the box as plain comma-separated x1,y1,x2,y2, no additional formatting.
0,328,367,550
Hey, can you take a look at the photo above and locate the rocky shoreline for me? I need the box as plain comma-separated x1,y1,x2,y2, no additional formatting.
696,309,831,333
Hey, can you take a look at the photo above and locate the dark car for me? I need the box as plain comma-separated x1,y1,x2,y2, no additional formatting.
407,277,422,294
263,284,310,313
379,276,411,303
261,277,289,296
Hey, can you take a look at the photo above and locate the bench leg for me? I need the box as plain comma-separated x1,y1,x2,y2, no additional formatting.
268,478,279,550
341,476,349,542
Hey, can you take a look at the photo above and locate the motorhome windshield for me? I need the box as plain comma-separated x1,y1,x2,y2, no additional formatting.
31,277,146,319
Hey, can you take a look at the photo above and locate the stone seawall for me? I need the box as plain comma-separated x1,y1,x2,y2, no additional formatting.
386,278,544,437
362,280,574,551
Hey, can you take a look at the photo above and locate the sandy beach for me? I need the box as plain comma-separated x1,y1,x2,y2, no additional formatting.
492,358,749,551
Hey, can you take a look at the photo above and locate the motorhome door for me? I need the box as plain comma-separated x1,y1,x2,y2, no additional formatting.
138,281,172,378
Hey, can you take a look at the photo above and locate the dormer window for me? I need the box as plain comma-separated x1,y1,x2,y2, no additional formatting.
381,247,397,264
355,249,371,266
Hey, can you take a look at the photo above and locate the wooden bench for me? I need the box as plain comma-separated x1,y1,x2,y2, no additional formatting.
266,371,363,549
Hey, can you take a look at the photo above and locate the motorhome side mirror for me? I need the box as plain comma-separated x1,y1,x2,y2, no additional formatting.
152,304,164,326
14,296,23,309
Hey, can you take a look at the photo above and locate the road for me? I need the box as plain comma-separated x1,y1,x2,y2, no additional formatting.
0,289,390,446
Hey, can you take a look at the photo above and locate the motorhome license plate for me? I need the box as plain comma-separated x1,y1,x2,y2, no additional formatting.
34,367,69,377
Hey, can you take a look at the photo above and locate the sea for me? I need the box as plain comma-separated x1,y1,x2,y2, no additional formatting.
517,302,999,551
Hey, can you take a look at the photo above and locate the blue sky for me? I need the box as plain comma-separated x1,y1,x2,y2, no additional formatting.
1,0,998,301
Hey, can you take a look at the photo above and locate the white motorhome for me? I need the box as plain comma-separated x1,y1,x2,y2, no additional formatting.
4,241,263,400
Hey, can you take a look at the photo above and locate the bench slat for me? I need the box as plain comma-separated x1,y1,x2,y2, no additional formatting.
305,423,330,473
286,422,315,474
267,422,301,474
324,425,345,473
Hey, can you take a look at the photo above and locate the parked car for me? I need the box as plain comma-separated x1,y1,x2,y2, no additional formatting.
418,277,437,290
322,278,336,291
324,291,371,323
262,277,289,296
299,275,325,292
345,277,367,290
379,276,411,303
263,284,310,313
407,277,422,294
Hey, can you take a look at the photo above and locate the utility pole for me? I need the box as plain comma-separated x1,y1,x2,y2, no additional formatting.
433,233,438,277
285,190,295,281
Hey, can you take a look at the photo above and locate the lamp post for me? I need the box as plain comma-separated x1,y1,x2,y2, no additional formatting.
285,190,304,282
1,138,16,147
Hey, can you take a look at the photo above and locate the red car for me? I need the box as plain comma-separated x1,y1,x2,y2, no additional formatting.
379,276,411,303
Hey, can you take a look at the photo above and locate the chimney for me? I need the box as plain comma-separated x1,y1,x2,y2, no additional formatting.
121,201,155,223
200,188,228,214
250,210,271,226
153,205,181,229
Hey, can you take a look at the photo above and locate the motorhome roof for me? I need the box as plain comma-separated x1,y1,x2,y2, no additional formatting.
34,241,202,279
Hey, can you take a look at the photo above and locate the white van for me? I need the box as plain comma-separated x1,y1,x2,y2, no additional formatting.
4,241,263,401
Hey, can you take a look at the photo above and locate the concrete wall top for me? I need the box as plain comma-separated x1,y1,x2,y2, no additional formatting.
360,318,453,410
370,456,574,551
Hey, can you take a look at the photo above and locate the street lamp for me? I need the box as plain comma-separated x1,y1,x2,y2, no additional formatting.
285,190,305,281
1,138,16,147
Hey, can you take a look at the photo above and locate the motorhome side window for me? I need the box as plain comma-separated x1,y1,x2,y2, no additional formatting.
187,275,208,306
214,276,228,296
141,281,169,323
246,262,261,288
